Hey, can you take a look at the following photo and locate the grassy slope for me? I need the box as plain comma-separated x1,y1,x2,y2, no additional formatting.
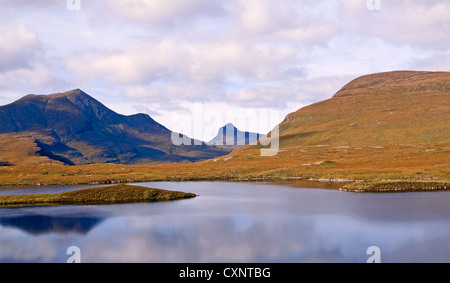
0,71,449,191
278,71,450,147
0,134,64,166
0,184,197,207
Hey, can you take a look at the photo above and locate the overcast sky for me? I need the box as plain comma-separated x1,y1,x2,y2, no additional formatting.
0,0,449,140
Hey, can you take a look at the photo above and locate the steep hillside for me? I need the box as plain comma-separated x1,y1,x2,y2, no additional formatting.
0,89,231,165
0,134,65,166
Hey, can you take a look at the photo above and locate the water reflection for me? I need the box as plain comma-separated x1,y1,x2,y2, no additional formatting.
0,215,105,235
2,213,449,263
1,182,450,263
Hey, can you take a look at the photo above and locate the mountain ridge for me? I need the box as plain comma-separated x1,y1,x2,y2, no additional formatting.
333,71,450,98
0,89,231,165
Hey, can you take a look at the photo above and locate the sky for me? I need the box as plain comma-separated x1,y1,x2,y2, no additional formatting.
0,0,449,141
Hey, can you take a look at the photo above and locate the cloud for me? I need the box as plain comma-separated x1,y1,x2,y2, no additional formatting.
0,24,67,98
229,76,351,109
0,25,41,72
122,82,226,105
66,39,298,100
273,24,340,44
408,51,450,72
230,84,297,108
228,0,341,45
66,40,188,85
0,0,61,8
340,0,450,48
105,0,226,25
234,0,277,35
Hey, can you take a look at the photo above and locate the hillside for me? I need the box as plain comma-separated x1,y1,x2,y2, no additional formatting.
0,89,231,165
0,134,65,166
278,71,450,148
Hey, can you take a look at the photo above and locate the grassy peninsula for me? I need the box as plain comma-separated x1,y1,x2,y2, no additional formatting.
0,184,197,207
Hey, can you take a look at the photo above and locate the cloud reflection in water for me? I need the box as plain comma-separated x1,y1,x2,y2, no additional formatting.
1,182,450,263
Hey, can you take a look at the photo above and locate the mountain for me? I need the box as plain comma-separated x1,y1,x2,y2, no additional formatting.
278,71,450,148
0,89,231,165
208,123,262,149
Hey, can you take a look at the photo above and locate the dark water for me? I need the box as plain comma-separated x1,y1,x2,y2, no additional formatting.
1,181,450,263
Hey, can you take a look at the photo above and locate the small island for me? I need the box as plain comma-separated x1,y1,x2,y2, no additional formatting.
0,184,197,207
341,181,449,193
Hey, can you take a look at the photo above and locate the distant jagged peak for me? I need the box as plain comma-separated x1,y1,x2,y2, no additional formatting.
222,123,237,129
209,123,263,147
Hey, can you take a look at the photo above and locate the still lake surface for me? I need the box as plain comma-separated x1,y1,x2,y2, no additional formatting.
1,181,450,263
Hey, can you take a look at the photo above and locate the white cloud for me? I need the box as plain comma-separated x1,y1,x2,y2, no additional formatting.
0,24,67,99
0,25,40,72
235,0,276,35
66,39,298,96
122,82,225,104
66,40,188,85
105,0,226,25
229,75,351,109
408,51,450,72
273,24,340,44
340,0,450,48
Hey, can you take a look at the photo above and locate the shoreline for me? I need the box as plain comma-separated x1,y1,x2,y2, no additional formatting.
340,180,449,193
0,176,448,193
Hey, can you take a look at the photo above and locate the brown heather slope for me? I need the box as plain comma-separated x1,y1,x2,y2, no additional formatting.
0,71,449,191
279,71,450,147
0,134,64,166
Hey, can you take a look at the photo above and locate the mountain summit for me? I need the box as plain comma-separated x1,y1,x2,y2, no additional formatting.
208,123,262,148
0,89,231,165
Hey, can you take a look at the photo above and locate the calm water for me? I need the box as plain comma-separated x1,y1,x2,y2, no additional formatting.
1,181,450,263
